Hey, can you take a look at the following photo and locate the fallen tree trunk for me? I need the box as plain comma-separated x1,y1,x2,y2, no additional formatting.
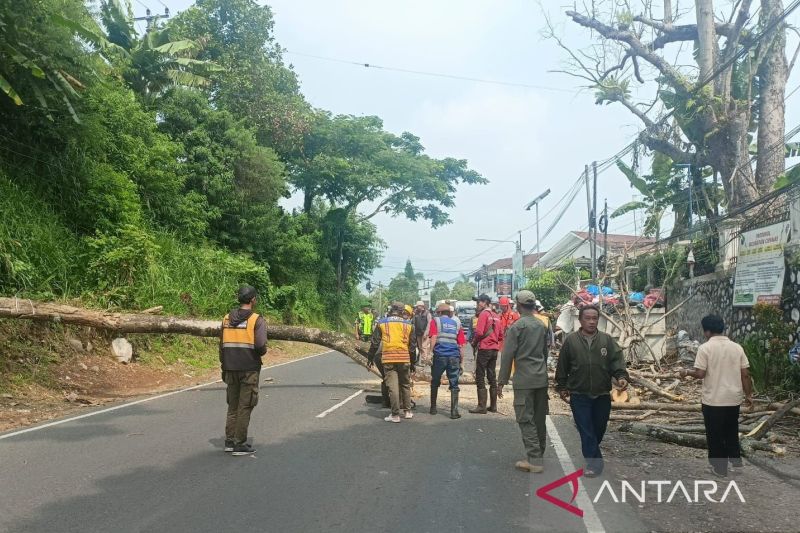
612,401,702,412
748,398,800,440
618,422,783,455
0,297,483,384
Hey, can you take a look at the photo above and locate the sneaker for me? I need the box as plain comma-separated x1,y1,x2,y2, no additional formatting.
583,468,600,478
404,410,413,419
232,443,256,456
224,439,234,453
708,465,727,478
515,460,544,473
384,414,401,423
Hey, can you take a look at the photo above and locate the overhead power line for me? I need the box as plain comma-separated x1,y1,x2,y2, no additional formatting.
285,51,576,93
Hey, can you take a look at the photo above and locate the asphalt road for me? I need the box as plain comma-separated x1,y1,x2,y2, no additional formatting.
0,351,645,533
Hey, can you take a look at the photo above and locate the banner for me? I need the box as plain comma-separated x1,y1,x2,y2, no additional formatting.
495,270,513,297
732,221,790,307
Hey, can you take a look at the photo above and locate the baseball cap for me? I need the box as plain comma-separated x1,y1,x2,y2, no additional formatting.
516,290,536,306
436,302,450,312
390,301,405,314
498,296,510,305
237,285,258,303
415,300,425,307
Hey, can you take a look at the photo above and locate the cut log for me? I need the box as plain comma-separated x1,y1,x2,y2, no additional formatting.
629,371,684,402
609,410,657,421
753,399,800,417
618,422,783,455
748,398,800,440
612,401,701,412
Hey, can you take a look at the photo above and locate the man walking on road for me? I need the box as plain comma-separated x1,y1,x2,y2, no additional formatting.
469,294,503,414
368,302,417,423
498,290,549,473
220,285,268,456
428,302,466,419
680,315,753,477
356,305,374,342
555,305,628,476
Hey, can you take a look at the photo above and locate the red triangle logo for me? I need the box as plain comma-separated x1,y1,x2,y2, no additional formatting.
535,468,584,517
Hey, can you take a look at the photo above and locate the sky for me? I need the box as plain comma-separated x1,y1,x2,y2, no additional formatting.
138,1,800,286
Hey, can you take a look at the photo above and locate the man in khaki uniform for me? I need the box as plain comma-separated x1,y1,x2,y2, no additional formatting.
498,290,549,473
220,285,268,456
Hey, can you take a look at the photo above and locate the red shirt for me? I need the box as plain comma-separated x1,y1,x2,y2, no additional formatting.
500,310,520,332
475,309,503,350
428,318,467,345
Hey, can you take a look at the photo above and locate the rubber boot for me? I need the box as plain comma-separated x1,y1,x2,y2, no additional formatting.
469,389,488,414
450,390,461,419
488,386,498,412
429,386,438,415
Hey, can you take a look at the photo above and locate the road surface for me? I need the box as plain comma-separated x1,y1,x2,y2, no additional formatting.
0,351,645,532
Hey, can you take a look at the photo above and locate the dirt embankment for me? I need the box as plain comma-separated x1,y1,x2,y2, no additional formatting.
0,319,324,432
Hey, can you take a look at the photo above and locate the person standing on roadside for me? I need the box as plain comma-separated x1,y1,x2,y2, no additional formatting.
220,285,268,456
413,301,431,365
367,302,417,423
498,290,549,473
469,294,503,414
428,302,466,419
356,305,374,342
680,315,754,477
555,305,628,476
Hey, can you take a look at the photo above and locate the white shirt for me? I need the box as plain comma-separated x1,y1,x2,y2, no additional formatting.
694,336,749,406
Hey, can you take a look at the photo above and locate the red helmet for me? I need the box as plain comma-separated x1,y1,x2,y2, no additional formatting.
498,296,510,305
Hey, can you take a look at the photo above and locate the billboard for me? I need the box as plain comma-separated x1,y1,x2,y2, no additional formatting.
732,221,790,306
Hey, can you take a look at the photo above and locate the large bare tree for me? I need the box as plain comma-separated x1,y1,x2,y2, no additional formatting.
548,1,790,208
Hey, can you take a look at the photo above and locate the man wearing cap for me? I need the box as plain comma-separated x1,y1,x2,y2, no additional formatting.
499,296,520,339
413,301,432,365
469,294,504,414
428,302,466,419
220,285,268,456
498,290,549,472
368,302,418,423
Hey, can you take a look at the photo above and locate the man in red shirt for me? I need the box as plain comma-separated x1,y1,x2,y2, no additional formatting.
469,293,504,414
499,296,520,342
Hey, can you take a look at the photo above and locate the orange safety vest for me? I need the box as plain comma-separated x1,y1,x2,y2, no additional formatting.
377,316,412,364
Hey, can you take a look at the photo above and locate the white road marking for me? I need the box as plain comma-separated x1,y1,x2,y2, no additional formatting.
316,389,363,418
0,350,337,440
546,415,606,533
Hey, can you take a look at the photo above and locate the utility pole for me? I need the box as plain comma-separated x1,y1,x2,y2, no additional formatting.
134,7,170,31
687,166,693,236
603,198,609,276
590,162,599,283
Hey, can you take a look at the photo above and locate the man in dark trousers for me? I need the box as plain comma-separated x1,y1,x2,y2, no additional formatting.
367,302,417,423
555,305,628,476
469,294,503,414
498,290,549,473
680,315,753,477
428,302,467,419
220,285,268,456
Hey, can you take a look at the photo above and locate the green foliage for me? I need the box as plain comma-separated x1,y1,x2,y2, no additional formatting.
450,280,477,301
742,303,800,394
386,260,423,305
430,280,451,304
0,174,84,298
525,263,581,309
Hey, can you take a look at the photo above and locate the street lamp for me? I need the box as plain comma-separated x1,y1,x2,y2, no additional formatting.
524,189,551,258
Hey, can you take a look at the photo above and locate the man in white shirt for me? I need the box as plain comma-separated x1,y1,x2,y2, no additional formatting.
680,315,753,477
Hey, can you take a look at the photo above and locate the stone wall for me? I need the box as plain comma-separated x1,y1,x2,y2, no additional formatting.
666,257,800,343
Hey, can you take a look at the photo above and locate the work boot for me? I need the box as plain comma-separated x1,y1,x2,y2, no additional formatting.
232,443,256,456
450,390,461,419
469,389,488,414
488,386,498,412
429,386,438,415
515,460,544,473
